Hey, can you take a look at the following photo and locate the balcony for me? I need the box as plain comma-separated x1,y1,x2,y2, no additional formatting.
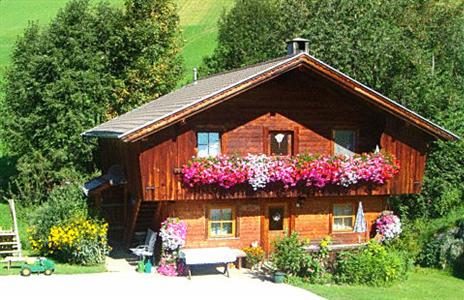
179,152,400,197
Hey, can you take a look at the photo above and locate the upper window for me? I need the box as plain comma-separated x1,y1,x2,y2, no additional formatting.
333,129,356,156
269,131,293,156
333,203,354,231
197,132,220,158
208,207,235,238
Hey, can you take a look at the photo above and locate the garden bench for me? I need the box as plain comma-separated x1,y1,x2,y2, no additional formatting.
179,247,237,279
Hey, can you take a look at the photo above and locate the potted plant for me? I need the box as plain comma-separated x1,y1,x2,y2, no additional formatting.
263,260,286,283
242,245,265,270
273,270,286,283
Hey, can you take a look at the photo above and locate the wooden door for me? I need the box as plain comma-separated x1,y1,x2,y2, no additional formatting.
264,203,289,253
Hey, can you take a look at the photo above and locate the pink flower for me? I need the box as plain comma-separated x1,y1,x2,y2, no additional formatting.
181,152,399,191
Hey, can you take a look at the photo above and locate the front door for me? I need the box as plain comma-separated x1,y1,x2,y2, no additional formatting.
265,203,289,253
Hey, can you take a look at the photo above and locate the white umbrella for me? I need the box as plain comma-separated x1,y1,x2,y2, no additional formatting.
353,201,367,233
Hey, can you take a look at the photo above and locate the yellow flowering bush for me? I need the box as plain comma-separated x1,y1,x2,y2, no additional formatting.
29,217,110,265
243,246,265,268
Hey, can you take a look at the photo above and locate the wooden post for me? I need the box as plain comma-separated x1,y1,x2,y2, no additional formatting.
8,199,22,257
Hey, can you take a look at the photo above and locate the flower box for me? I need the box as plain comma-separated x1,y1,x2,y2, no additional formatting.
181,152,399,191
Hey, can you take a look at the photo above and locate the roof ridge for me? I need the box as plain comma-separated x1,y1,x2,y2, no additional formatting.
186,53,296,85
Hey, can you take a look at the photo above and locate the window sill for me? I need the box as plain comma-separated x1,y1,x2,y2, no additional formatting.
331,230,355,234
207,237,239,241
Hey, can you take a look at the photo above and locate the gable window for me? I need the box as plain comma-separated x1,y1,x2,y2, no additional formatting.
197,132,220,157
208,207,235,238
333,203,354,231
333,129,356,156
269,131,293,155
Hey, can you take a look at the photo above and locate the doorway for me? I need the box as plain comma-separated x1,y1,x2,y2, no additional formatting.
264,203,289,253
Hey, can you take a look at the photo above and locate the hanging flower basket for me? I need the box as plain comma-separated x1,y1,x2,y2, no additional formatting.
181,152,399,191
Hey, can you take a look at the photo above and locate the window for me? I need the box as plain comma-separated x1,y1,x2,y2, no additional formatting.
197,132,220,157
208,207,235,238
269,206,284,231
269,131,293,155
333,203,354,231
334,129,356,156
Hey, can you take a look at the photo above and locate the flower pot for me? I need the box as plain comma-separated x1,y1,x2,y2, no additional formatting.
273,271,285,283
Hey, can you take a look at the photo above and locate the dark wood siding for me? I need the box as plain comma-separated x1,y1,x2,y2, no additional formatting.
128,68,431,201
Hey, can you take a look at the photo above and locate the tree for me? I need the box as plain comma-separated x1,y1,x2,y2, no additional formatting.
204,0,464,219
1,0,183,205
109,0,183,115
202,0,283,74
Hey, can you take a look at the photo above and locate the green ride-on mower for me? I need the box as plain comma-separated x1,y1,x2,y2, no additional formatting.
20,257,55,276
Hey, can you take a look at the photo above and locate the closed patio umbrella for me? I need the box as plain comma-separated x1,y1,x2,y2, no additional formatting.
353,201,367,242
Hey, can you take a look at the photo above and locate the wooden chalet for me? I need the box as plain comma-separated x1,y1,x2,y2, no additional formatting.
82,38,458,252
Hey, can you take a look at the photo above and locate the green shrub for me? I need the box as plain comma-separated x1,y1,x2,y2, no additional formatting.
28,183,88,245
335,241,409,286
417,219,464,273
271,232,312,276
270,232,330,283
27,183,109,265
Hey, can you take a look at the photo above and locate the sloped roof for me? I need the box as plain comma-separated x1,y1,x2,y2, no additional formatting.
82,52,459,142
82,55,295,139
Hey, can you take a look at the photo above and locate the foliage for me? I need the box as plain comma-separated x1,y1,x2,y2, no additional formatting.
182,152,399,190
242,246,265,268
110,0,183,114
417,219,464,277
28,183,88,245
202,0,282,75
375,214,402,242
335,241,410,286
205,0,464,220
158,217,187,276
0,0,183,205
270,232,312,276
26,183,109,265
29,217,109,265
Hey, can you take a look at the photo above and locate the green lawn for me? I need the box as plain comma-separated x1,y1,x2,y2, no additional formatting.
291,268,464,300
0,260,106,276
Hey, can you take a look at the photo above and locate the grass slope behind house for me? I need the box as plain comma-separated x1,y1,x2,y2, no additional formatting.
293,268,464,300
0,0,232,82
177,0,235,84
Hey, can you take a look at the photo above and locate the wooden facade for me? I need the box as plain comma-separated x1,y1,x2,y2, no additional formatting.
90,60,453,250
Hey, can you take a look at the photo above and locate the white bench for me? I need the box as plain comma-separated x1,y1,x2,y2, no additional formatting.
179,247,237,279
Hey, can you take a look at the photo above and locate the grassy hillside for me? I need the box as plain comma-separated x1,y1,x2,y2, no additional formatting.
0,0,232,82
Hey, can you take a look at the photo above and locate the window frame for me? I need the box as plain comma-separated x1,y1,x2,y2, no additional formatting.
332,128,359,156
268,130,294,156
207,206,236,239
196,131,221,158
331,202,355,232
